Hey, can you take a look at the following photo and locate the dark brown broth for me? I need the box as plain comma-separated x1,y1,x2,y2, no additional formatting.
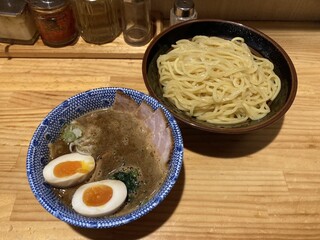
50,108,168,217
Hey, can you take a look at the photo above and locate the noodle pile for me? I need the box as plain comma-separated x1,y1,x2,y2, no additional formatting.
157,36,281,124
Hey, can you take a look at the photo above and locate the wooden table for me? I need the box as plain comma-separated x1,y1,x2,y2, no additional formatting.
1,21,320,239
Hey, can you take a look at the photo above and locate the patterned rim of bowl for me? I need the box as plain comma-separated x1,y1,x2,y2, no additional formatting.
26,87,184,228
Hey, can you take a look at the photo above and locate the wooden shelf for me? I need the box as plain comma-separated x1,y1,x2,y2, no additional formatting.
0,13,163,59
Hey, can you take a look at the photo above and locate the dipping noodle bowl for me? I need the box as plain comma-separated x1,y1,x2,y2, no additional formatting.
27,88,183,228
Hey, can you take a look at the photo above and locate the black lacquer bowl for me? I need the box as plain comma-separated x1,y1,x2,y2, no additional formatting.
142,19,297,134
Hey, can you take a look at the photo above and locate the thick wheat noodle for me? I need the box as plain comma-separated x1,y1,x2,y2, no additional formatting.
157,36,281,124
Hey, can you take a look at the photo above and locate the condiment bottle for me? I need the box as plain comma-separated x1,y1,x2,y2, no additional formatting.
28,0,78,47
70,0,122,44
123,0,153,46
0,0,38,44
170,0,197,26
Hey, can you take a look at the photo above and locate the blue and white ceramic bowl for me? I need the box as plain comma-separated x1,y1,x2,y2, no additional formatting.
26,87,184,228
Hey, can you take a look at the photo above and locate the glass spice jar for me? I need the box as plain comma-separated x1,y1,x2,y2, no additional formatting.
28,0,78,47
0,0,39,45
70,0,122,44
123,0,153,46
170,0,197,26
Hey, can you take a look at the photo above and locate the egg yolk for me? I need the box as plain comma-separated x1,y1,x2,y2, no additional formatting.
83,185,113,207
53,161,89,178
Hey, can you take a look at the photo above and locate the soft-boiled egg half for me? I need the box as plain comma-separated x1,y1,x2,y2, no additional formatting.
43,152,95,188
72,179,127,217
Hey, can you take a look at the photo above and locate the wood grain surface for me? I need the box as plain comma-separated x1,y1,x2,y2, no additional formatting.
152,0,320,21
1,21,320,239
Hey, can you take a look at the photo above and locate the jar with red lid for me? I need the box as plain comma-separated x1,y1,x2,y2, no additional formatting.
28,0,78,47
